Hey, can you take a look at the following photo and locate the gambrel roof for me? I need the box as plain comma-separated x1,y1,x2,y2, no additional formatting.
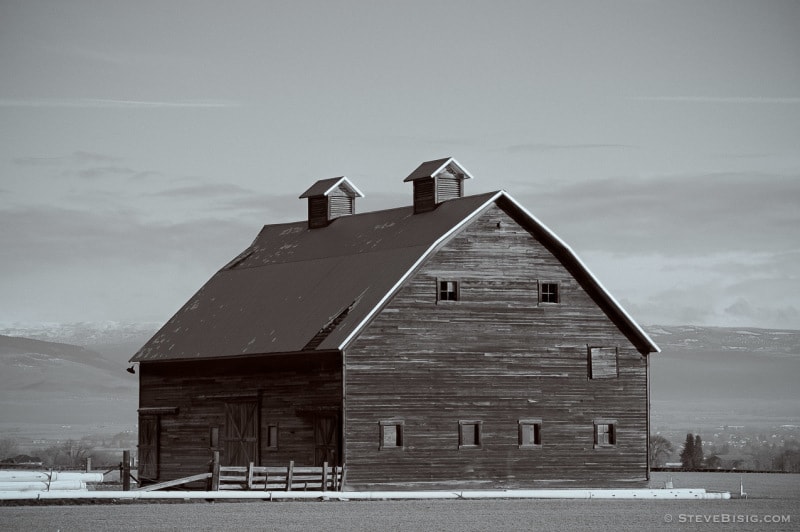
132,191,659,362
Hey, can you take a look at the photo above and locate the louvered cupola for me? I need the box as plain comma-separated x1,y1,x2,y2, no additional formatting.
403,157,473,214
299,176,364,228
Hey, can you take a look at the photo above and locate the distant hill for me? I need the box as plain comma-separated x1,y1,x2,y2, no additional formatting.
0,333,142,440
0,322,797,442
648,325,800,432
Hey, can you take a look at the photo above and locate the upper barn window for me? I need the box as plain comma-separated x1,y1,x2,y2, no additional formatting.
438,280,459,302
539,282,560,304
588,346,619,379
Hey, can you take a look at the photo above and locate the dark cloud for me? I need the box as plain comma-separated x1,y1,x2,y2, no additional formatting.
515,171,800,256
0,204,258,322
724,298,799,328
0,205,254,273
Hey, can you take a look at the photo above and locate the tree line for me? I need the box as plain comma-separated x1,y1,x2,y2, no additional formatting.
650,433,800,472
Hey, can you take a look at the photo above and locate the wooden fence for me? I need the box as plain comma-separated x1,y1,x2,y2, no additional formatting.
133,451,344,492
214,461,343,492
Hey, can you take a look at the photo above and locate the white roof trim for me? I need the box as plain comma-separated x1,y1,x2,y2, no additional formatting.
432,157,474,180
338,192,501,351
326,176,365,198
498,192,660,353
339,190,659,354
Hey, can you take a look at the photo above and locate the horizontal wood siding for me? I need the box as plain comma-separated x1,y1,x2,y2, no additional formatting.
138,352,342,485
344,204,648,489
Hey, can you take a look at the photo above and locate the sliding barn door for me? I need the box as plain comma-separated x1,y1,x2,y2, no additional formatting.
313,413,339,466
222,401,259,466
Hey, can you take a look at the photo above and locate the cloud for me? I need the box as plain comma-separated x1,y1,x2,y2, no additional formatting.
12,151,122,166
724,298,799,328
76,166,141,179
633,96,800,104
0,204,257,323
517,171,800,256
10,151,161,182
148,183,255,199
507,143,634,153
0,98,241,109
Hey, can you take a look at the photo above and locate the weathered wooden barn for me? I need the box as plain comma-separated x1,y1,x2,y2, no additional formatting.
131,157,660,490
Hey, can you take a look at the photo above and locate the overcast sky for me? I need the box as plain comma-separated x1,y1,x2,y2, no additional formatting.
1,0,798,330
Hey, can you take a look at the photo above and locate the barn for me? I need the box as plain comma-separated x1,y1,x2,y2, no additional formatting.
130,157,660,490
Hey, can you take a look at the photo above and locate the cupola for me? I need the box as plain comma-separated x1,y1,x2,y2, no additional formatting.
403,157,473,213
299,176,364,228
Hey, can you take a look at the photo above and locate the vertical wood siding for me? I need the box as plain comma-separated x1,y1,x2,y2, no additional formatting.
138,353,342,484
344,204,649,490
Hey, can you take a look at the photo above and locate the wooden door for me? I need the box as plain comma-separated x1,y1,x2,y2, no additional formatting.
137,415,159,482
222,401,259,466
313,413,339,466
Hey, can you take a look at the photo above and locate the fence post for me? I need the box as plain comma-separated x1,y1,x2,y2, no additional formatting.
322,461,328,492
333,465,339,491
86,456,92,472
247,462,254,490
211,451,220,491
285,460,294,491
121,450,131,491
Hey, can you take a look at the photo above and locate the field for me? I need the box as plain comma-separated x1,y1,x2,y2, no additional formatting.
1,473,797,532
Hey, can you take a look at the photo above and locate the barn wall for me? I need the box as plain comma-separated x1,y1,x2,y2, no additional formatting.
137,352,342,484
344,204,649,490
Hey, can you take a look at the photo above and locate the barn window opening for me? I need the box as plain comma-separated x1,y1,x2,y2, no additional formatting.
594,420,617,448
265,424,279,451
518,419,542,448
438,280,459,302
379,420,404,450
539,282,560,304
588,346,619,379
458,420,482,449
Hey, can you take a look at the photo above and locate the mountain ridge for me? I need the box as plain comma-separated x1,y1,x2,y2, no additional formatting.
0,323,797,441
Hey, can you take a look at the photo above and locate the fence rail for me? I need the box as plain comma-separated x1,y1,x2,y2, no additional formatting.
133,452,344,492
216,461,343,491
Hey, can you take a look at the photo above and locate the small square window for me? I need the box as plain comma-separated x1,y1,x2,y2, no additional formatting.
518,419,542,448
438,280,459,301
594,420,617,448
379,420,404,450
458,420,482,449
539,282,559,304
265,424,278,451
588,346,618,379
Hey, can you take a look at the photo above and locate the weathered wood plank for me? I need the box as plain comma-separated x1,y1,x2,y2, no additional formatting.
134,473,211,492
137,352,342,485
344,204,649,489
